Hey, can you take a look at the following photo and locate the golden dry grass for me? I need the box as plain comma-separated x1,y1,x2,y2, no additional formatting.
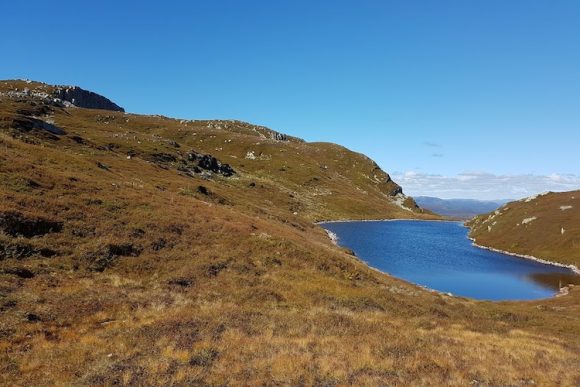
468,191,580,267
1,80,579,385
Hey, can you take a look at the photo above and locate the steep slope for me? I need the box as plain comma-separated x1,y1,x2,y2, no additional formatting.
467,191,580,269
1,81,580,385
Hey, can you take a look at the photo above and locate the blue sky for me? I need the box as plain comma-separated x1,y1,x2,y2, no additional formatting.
2,1,579,199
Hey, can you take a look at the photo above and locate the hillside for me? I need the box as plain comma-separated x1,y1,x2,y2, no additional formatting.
415,196,509,219
467,191,580,269
1,80,580,385
0,80,434,223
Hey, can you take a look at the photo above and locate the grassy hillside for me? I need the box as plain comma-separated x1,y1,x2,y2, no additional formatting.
1,80,580,385
468,191,580,268
0,80,434,223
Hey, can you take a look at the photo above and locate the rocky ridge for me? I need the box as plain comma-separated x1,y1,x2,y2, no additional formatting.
0,79,124,112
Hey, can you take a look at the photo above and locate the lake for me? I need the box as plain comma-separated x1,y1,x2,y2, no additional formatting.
320,220,579,301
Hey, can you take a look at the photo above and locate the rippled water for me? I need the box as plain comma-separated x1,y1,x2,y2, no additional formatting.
320,220,578,301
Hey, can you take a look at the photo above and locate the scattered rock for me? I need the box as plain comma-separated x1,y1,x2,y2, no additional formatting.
271,131,288,141
96,161,110,171
187,151,235,177
524,192,549,203
521,216,537,225
197,185,209,195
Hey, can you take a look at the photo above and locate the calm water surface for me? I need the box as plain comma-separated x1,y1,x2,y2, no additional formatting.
321,220,578,301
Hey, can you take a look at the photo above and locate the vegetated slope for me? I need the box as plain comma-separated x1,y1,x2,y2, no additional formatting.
467,191,580,268
1,80,579,385
415,196,509,219
0,80,433,223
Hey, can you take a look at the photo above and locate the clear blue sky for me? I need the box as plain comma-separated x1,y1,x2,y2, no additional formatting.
3,1,579,198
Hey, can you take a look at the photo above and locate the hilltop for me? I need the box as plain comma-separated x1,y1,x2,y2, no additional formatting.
468,190,580,269
1,80,579,385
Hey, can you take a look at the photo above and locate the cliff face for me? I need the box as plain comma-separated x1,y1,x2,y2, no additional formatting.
53,86,124,112
467,190,580,267
0,80,124,112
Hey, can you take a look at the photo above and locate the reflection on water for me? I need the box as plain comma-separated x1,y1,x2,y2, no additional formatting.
320,220,579,301
526,272,580,291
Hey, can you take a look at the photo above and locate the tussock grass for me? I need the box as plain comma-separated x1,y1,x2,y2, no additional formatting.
0,81,579,385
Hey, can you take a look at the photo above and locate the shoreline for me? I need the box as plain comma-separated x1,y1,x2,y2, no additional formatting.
315,218,457,225
468,237,580,275
317,218,579,275
323,229,339,245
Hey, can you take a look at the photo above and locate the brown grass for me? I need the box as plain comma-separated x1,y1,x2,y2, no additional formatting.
0,80,579,385
468,191,580,267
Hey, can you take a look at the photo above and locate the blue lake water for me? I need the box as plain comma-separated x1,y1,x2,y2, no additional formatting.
320,220,579,301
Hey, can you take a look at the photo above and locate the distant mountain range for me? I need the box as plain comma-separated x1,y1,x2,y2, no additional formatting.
414,196,511,219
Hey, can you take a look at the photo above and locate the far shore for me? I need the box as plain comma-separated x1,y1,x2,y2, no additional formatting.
468,238,580,275
315,217,456,225
316,218,580,277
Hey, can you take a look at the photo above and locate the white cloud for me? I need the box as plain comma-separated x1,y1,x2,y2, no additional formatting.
391,171,580,200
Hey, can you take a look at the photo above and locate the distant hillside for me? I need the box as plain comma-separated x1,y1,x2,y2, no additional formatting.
415,196,510,219
467,191,580,268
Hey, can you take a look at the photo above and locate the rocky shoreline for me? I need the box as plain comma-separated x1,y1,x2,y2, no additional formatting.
316,218,454,225
468,237,580,275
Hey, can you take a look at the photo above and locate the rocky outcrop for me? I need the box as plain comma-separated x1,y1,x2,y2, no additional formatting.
186,151,235,177
1,82,124,112
204,120,303,143
270,131,288,141
11,117,66,136
53,86,124,112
